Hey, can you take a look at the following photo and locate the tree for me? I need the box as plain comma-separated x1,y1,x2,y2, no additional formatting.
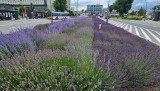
153,5,160,10
18,5,26,16
53,0,67,12
130,10,135,16
109,0,134,16
138,7,146,16
30,3,34,11
82,9,84,13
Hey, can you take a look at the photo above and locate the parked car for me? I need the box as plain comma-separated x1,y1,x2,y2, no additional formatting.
47,16,52,20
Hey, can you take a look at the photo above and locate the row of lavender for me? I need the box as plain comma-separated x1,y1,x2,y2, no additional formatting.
92,17,160,89
0,18,107,90
0,18,83,60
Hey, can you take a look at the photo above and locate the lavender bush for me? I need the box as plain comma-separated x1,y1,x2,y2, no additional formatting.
92,17,160,89
0,17,114,90
0,17,83,60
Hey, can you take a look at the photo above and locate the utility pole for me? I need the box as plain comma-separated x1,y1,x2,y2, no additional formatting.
76,0,78,16
50,0,53,23
106,0,110,23
108,0,110,13
50,0,52,16
145,0,147,10
144,0,147,21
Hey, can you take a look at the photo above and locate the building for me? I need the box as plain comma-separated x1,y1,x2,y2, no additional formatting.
0,0,48,20
87,5,103,15
0,0,46,5
67,0,70,10
46,0,54,12
154,10,160,21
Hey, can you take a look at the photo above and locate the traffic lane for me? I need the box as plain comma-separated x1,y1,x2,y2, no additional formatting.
111,18,160,32
111,18,160,28
111,18,160,31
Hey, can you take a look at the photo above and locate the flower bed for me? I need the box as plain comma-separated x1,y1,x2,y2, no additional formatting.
0,17,83,60
0,17,114,90
93,17,160,89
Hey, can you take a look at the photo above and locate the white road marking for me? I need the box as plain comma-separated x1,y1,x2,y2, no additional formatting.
155,31,160,36
120,23,126,28
129,25,132,33
145,29,160,43
134,26,140,36
124,24,129,30
117,23,124,27
114,22,122,26
140,28,152,41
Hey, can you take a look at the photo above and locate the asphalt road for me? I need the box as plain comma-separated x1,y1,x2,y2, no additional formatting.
111,18,160,32
0,19,59,34
101,18,160,46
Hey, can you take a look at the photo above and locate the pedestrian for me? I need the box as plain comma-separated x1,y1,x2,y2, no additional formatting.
105,15,108,23
99,22,102,30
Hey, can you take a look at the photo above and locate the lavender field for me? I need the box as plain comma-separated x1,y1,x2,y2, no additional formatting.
0,17,160,90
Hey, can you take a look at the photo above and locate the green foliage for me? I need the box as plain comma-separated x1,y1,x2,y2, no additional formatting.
122,15,143,20
110,0,134,15
117,60,153,88
30,3,34,11
0,56,113,90
67,10,75,16
0,43,28,59
18,5,26,16
48,43,65,50
0,18,115,90
153,5,160,10
53,0,67,12
65,28,76,33
138,7,146,16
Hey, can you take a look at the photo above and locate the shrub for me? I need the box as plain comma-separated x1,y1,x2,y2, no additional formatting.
116,60,153,88
122,16,143,20
92,17,160,89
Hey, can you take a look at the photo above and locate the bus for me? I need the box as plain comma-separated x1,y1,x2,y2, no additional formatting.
48,12,69,20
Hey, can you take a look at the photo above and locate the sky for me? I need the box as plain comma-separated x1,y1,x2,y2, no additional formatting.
71,0,160,11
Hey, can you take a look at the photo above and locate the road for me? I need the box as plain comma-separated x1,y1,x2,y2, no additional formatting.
0,19,59,34
101,18,160,46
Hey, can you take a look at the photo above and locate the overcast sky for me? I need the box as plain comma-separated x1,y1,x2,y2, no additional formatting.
71,0,160,10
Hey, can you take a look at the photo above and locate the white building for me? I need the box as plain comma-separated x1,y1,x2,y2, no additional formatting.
0,0,45,5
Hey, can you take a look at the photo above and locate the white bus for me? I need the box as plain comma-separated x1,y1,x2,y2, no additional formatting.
52,12,69,20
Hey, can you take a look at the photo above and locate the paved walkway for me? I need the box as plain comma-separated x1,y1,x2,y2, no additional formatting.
0,19,59,34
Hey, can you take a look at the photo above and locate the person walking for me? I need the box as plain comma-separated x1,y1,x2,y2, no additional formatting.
99,22,102,30
105,15,108,23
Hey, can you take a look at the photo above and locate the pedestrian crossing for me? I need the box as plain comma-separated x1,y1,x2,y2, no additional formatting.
108,20,160,45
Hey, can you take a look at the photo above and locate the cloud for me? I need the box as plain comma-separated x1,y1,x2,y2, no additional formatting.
71,0,116,10
71,0,160,10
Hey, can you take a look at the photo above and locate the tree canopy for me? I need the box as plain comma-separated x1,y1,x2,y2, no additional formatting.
153,5,160,10
138,7,146,16
109,0,134,15
53,0,67,12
